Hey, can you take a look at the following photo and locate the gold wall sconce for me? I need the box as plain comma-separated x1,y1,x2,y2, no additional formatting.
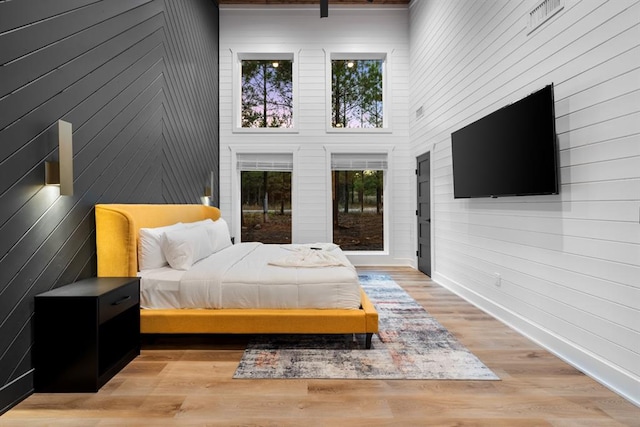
201,171,215,205
201,185,212,206
45,120,74,196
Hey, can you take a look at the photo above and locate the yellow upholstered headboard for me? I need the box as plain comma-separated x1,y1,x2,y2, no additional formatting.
95,204,221,277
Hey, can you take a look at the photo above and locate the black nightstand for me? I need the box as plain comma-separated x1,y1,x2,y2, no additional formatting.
34,277,140,392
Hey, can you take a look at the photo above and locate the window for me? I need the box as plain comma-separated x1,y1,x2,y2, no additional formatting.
331,153,387,251
237,153,293,244
239,55,293,128
330,53,386,129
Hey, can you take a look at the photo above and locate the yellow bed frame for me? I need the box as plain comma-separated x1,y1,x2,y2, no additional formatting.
95,204,378,347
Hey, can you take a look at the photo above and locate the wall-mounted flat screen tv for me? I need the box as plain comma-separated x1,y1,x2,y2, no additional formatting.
451,84,559,199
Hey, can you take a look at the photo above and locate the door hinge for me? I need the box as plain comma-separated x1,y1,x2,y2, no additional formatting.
416,250,419,256
415,169,418,175
415,209,418,216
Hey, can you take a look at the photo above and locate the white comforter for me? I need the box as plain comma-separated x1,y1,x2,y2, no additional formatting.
141,243,361,310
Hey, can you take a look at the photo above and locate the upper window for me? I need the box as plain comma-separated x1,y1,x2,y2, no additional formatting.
329,53,387,130
235,53,296,131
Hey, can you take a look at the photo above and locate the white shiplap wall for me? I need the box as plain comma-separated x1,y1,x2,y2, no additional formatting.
219,5,412,265
409,0,639,405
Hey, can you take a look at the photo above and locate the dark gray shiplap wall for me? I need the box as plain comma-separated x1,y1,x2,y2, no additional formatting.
0,0,219,413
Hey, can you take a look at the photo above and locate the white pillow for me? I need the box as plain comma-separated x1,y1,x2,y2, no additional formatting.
184,219,215,228
161,225,216,270
184,218,232,253
206,218,233,253
138,223,185,270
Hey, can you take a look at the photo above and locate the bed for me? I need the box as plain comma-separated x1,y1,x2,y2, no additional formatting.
95,204,378,348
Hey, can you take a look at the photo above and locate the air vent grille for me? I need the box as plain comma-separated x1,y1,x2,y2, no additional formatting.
528,0,564,34
416,106,424,119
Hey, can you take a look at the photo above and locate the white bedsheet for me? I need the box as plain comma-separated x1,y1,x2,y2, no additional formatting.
139,243,361,310
138,266,185,309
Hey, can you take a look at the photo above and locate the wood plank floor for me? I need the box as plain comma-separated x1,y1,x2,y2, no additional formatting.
2,267,638,426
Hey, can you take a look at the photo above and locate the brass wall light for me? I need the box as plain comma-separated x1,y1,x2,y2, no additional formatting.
45,120,73,196
201,185,212,206
201,171,215,205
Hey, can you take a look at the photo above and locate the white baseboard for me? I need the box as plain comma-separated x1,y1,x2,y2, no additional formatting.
348,253,415,266
432,271,640,408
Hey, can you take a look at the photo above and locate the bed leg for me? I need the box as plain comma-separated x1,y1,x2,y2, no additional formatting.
365,333,373,349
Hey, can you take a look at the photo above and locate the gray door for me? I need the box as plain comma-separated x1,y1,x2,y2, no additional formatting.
417,152,431,276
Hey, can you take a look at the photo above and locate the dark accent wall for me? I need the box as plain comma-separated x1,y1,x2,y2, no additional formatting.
0,0,219,413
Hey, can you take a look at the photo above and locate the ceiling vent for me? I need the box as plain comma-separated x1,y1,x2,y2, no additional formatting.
528,0,564,34
416,106,424,119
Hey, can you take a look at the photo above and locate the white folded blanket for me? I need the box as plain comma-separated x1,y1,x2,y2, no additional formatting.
269,245,348,267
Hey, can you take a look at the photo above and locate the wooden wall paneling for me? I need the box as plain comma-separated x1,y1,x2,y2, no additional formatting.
434,253,640,378
73,62,165,179
0,0,220,413
160,54,195,202
435,196,639,222
0,0,152,66
443,208,640,245
415,3,522,125
413,0,502,102
167,2,207,136
99,95,165,201
0,1,163,125
558,72,640,124
0,170,50,252
0,44,165,265
562,135,640,170
559,111,640,152
434,214,639,285
410,0,639,403
82,81,165,194
559,93,640,138
137,141,165,200
0,0,102,35
160,0,219,206
160,110,192,203
564,179,640,204
434,238,639,333
165,2,217,206
55,224,98,286
112,119,165,202
0,11,165,169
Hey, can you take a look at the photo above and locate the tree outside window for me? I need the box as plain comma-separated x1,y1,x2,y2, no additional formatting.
331,59,383,128
241,60,293,128
332,169,383,250
241,171,291,243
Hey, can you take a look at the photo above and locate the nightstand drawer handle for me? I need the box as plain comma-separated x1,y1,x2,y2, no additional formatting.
112,295,131,305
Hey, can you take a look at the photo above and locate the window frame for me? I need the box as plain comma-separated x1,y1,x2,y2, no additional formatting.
232,51,299,133
325,51,392,134
230,145,300,243
324,146,393,255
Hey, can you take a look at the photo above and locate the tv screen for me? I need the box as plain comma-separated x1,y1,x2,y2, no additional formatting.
451,84,559,199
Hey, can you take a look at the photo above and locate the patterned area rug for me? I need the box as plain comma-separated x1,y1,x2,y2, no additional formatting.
233,274,499,380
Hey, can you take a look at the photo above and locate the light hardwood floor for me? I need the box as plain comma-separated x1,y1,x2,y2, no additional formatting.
2,267,638,426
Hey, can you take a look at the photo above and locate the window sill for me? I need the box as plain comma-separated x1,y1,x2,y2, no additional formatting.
232,127,299,134
326,127,392,134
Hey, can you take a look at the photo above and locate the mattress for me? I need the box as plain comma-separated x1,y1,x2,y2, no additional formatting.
139,243,361,310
